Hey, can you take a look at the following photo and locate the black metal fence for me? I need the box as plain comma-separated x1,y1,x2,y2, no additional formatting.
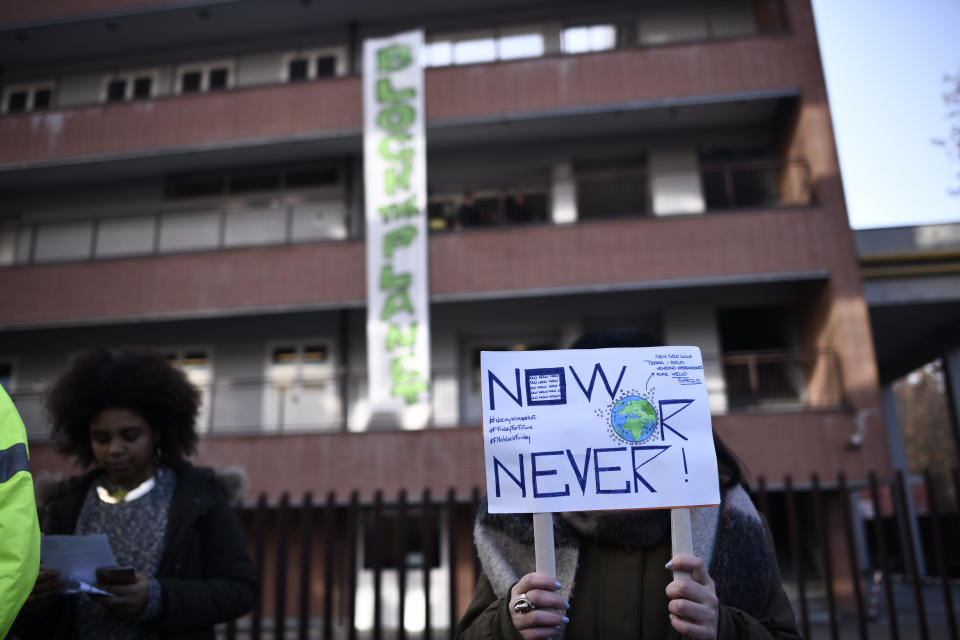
222,469,960,640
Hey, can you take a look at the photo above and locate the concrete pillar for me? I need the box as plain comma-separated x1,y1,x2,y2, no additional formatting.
662,304,727,414
649,148,705,216
430,327,459,428
882,383,926,575
550,162,577,224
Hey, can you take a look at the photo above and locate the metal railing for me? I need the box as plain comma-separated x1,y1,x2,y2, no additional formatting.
11,350,843,441
1,197,349,267
218,467,960,639
427,160,812,231
719,349,845,411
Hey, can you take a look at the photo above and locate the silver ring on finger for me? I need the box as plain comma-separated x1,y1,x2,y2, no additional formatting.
513,592,536,614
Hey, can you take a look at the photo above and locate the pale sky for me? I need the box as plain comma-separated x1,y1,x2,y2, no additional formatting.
810,0,960,229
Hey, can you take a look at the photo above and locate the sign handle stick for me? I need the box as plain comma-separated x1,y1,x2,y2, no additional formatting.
533,512,557,578
670,508,693,582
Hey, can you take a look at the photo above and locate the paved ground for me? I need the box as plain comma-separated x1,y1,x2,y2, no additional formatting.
791,578,959,639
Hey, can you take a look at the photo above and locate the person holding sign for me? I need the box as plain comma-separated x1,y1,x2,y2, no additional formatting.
13,348,256,640
456,329,801,640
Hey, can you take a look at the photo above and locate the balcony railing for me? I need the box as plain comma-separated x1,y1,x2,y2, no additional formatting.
1,196,349,267
11,350,842,440
721,350,845,411
428,160,811,230
1,160,811,268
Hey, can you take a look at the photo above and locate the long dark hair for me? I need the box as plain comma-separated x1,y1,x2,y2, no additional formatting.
569,328,746,488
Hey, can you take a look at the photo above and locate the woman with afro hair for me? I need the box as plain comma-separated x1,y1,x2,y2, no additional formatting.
13,347,257,640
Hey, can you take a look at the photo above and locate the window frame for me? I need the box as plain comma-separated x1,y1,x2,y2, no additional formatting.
279,47,348,83
175,60,235,95
1,81,56,114
100,69,159,103
266,340,334,380
560,22,619,54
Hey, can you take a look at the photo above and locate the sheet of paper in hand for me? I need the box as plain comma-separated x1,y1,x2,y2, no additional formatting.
481,346,720,514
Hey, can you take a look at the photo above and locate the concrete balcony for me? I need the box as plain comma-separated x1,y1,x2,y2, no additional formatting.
0,36,811,172
0,206,833,329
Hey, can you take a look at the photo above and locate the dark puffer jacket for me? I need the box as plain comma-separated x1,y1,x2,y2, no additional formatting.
12,461,257,640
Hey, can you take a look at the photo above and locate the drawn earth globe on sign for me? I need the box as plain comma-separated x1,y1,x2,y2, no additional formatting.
610,395,658,443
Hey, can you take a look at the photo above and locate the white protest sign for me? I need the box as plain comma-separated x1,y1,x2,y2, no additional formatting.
481,346,720,514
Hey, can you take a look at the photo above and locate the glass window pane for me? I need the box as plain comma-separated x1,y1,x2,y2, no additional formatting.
563,25,616,53
303,345,328,362
208,67,229,90
107,79,126,102
34,222,93,263
133,77,152,98
7,91,28,113
181,71,202,93
710,5,757,38
272,347,297,364
562,27,590,54
316,56,336,78
499,33,544,60
183,351,209,367
639,10,708,45
291,200,347,241
588,25,616,51
224,207,287,247
32,88,52,110
96,217,155,258
158,212,220,252
425,41,452,67
288,58,309,82
453,38,496,65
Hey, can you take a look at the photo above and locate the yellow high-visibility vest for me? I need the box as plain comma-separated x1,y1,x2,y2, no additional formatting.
0,386,40,639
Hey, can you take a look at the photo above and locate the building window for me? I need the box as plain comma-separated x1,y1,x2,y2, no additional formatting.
270,343,329,368
181,71,203,93
107,80,126,102
102,71,156,103
316,55,337,77
499,32,545,60
264,340,338,432
176,61,234,94
561,24,617,53
281,49,345,82
425,27,545,68
167,349,213,432
133,77,153,98
288,58,309,82
208,67,229,90
2,83,55,114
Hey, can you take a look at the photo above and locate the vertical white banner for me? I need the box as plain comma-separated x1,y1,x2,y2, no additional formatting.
363,30,431,429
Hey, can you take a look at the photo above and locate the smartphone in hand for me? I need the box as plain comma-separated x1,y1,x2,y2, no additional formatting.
95,566,136,585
